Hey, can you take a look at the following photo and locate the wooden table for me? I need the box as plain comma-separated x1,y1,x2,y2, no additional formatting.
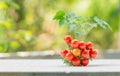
0,59,120,76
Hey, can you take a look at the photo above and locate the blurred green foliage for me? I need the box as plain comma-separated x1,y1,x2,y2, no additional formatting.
0,0,119,52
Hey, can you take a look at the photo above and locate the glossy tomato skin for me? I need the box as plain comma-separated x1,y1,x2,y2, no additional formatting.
61,49,68,57
71,39,79,48
71,57,81,66
90,50,97,58
81,58,89,66
86,42,94,50
81,50,89,59
72,48,81,56
65,52,74,61
78,41,86,50
64,35,72,44
62,35,98,67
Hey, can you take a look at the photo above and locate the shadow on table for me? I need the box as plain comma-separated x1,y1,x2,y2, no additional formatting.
0,72,119,76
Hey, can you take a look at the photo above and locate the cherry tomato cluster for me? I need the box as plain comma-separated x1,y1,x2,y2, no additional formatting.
61,35,98,66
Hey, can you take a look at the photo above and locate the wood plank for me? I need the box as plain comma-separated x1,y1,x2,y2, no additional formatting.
0,59,120,73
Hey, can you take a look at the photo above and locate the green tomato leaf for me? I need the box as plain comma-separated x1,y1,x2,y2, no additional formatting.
94,16,106,30
75,16,82,21
88,23,98,28
85,16,93,21
53,11,65,20
68,23,77,32
94,17,112,31
62,58,73,66
67,13,76,20
101,19,112,31
76,32,81,37
53,11,112,39
59,19,66,27
80,23,95,35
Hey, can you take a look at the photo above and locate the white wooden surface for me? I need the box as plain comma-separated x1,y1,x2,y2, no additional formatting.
0,59,120,73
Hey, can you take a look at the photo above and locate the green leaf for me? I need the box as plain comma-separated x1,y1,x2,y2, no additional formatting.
85,16,93,21
53,11,112,39
88,23,98,28
94,16,106,30
79,23,95,35
68,23,77,32
75,16,82,21
94,17,112,31
59,19,66,27
67,13,76,20
76,32,81,37
53,11,65,20
101,19,112,31
62,58,73,66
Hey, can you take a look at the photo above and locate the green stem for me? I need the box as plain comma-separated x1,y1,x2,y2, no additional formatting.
67,44,71,50
73,30,78,39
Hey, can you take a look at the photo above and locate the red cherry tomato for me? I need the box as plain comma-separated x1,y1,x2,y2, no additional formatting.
65,52,74,61
71,39,79,48
61,49,68,57
81,50,89,59
64,35,72,44
86,42,94,50
78,41,86,50
81,58,89,66
71,57,81,66
90,50,97,58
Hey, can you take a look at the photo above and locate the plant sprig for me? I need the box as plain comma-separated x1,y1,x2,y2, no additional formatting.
62,58,73,66
53,11,112,38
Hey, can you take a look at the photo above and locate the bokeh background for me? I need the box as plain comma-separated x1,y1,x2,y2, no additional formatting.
0,0,119,53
